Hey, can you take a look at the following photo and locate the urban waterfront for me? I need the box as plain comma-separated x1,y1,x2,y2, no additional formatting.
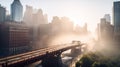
1,0,120,67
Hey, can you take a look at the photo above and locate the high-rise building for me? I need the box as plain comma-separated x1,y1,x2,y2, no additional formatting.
35,9,48,25
98,18,114,41
11,0,23,22
6,10,11,21
0,5,6,23
0,22,31,56
113,1,120,35
23,6,48,26
23,5,33,25
104,14,111,23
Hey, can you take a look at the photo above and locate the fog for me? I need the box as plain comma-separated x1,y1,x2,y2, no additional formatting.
22,5,120,60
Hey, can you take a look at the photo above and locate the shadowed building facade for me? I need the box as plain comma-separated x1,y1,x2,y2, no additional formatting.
0,5,6,23
98,18,114,41
0,22,31,57
113,1,120,40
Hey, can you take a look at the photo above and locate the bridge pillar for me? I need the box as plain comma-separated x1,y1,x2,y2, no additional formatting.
41,52,63,67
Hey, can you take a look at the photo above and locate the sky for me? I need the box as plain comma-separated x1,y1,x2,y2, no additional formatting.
0,0,119,31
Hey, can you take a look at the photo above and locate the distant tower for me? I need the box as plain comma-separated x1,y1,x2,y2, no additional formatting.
11,0,23,22
0,5,6,23
113,1,120,34
23,5,33,25
84,23,87,32
104,14,111,23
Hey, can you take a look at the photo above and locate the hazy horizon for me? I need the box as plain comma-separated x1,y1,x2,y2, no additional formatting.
0,0,119,32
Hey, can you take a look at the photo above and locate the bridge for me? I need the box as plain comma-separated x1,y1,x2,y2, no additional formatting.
0,41,84,67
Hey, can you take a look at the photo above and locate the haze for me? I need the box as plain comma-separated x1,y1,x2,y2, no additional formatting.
0,0,116,32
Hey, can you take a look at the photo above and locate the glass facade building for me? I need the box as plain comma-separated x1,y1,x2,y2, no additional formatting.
0,5,6,22
11,0,23,22
113,1,120,33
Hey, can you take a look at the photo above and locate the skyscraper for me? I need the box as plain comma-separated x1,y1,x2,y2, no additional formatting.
104,14,111,23
23,5,33,25
99,18,114,40
0,22,31,56
11,0,23,22
113,1,120,35
0,4,6,23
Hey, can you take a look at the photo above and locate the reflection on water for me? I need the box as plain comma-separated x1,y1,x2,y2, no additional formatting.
62,49,71,54
62,57,72,60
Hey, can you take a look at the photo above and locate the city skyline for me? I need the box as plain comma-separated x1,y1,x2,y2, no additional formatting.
0,0,119,31
1,1,120,67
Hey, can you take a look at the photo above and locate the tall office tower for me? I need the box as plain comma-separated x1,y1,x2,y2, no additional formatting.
0,22,31,56
113,1,120,36
0,5,6,23
99,17,114,41
11,0,23,22
104,14,111,23
36,9,48,24
23,5,33,25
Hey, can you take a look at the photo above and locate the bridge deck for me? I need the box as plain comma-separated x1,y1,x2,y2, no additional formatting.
0,43,80,67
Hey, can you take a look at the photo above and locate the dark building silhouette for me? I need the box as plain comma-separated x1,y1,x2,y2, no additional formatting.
0,22,31,57
11,0,23,22
113,1,120,38
0,5,6,23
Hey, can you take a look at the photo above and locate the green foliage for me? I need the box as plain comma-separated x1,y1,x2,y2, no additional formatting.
75,52,120,67
92,62,100,67
80,54,94,67
76,62,81,67
92,62,108,67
